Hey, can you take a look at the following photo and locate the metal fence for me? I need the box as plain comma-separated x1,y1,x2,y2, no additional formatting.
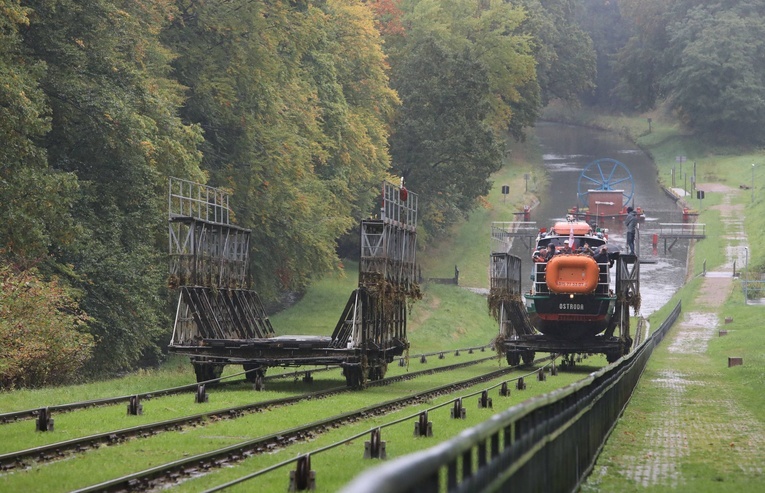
741,279,765,304
342,301,682,493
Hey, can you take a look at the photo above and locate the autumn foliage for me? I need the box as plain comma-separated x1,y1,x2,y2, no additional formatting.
0,263,94,389
369,0,405,36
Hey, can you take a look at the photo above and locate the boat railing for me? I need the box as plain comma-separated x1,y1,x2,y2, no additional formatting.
531,257,610,295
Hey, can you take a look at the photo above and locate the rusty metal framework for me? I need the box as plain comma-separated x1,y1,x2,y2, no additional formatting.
172,287,274,342
611,253,640,348
489,253,536,346
169,177,231,224
490,253,522,294
167,179,418,386
168,178,249,288
360,182,418,290
168,178,274,349
331,182,419,382
168,220,250,288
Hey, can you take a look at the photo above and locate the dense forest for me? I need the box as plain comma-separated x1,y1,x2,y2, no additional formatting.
1,0,762,387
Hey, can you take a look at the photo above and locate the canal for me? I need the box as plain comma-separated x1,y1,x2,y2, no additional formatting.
509,122,689,316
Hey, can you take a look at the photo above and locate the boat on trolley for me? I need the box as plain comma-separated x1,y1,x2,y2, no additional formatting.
525,218,615,340
490,215,640,366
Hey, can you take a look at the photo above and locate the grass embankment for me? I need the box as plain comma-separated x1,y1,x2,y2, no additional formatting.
417,135,546,288
0,357,605,492
0,351,493,455
544,106,765,491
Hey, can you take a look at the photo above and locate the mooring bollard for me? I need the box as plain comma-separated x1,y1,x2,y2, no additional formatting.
537,368,546,381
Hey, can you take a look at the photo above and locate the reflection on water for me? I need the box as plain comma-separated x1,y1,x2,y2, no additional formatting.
509,123,688,316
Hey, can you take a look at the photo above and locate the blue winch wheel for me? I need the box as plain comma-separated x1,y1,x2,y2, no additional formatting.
577,158,635,207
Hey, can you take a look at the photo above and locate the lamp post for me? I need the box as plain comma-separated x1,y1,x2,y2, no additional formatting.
744,246,749,303
752,164,755,202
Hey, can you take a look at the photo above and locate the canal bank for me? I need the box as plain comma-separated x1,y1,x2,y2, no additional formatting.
554,111,765,491
582,183,765,492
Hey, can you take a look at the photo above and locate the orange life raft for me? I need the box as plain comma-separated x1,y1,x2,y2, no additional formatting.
545,255,599,294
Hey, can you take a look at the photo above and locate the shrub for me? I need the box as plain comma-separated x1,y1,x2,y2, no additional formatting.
0,262,94,388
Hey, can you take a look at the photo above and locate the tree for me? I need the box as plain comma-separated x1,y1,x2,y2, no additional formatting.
389,35,503,235
19,0,204,372
608,0,672,110
0,0,80,266
397,0,538,135
522,0,596,107
662,4,765,141
380,0,539,235
575,0,630,108
164,0,397,296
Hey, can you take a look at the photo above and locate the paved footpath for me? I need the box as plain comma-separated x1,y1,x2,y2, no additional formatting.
583,185,765,491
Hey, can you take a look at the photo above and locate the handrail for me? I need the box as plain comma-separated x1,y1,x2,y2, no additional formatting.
343,301,682,493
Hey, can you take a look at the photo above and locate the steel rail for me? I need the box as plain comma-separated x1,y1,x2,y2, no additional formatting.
73,356,540,493
0,346,488,425
0,354,496,471
0,367,331,424
201,358,557,493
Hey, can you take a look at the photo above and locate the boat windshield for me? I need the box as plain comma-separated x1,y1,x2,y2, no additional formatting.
537,236,606,250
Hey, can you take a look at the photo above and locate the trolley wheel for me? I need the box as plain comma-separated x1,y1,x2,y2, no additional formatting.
243,364,265,383
506,351,521,367
193,362,224,384
343,366,364,387
521,351,536,366
368,364,387,381
606,350,622,363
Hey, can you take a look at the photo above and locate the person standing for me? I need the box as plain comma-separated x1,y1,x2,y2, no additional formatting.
625,206,638,255
546,244,557,260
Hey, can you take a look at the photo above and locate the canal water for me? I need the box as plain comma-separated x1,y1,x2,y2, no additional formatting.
509,122,688,316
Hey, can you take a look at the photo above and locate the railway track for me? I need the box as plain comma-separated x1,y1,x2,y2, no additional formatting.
0,346,488,425
0,367,331,425
71,357,551,493
0,351,495,472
